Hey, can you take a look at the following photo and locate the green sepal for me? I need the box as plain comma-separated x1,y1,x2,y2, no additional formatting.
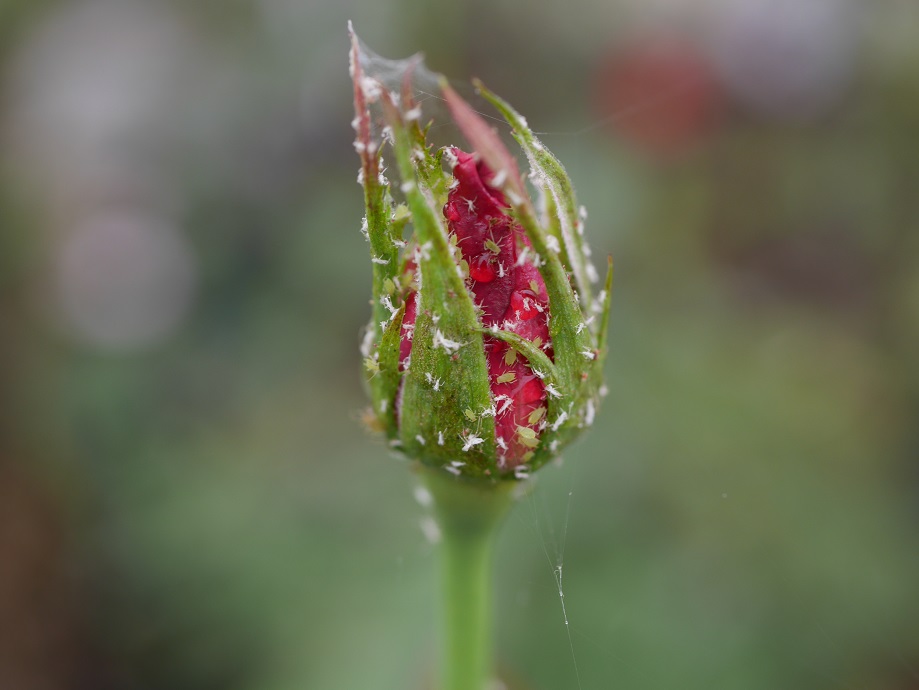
479,327,560,387
476,81,594,312
512,205,595,392
368,302,406,436
439,80,593,400
540,259,613,465
595,256,614,370
350,30,400,338
381,92,498,477
440,79,604,472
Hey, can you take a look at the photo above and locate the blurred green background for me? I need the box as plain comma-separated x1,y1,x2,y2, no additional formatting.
2,1,919,689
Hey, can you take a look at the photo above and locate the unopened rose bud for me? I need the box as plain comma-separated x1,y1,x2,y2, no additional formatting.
350,31,612,479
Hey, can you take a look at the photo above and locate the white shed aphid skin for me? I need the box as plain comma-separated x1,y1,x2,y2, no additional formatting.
380,295,398,318
359,326,376,358
433,329,464,353
419,516,441,543
506,189,524,207
592,291,606,315
418,240,433,261
416,434,426,445
550,410,568,432
586,262,599,284
461,434,485,452
516,246,531,267
413,484,433,508
545,384,562,399
442,147,459,170
371,255,390,265
480,404,497,418
437,430,445,446
583,399,596,427
580,349,596,360
405,105,422,121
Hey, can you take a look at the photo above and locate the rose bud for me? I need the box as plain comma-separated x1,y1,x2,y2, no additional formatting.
350,32,612,480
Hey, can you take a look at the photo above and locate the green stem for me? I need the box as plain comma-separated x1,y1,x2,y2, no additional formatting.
418,466,518,690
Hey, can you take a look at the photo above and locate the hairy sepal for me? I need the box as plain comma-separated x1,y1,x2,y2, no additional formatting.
476,81,595,314
373,302,406,436
381,92,498,477
443,82,612,469
351,28,405,437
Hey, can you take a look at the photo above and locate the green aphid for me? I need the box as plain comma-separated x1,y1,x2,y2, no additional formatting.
504,349,517,366
527,407,546,425
516,426,537,440
485,239,501,255
516,426,539,448
496,372,516,384
464,408,477,421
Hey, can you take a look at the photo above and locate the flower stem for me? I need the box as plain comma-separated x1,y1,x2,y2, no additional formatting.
418,466,517,690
